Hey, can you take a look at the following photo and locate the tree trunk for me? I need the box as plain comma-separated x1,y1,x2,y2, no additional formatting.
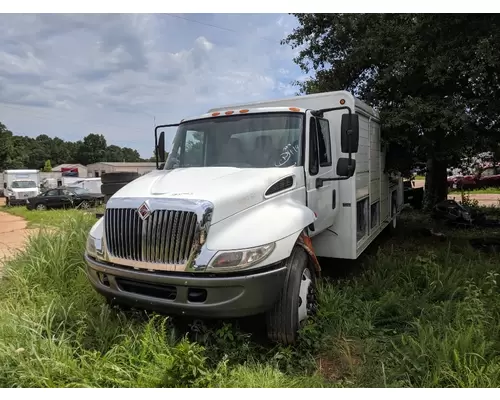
424,157,448,211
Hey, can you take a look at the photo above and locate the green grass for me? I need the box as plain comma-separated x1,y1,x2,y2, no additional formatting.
449,187,500,195
1,209,500,387
0,206,102,228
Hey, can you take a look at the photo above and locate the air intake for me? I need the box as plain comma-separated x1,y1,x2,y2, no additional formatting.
265,176,294,196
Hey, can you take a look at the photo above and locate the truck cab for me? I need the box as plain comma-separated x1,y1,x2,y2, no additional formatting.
84,91,402,344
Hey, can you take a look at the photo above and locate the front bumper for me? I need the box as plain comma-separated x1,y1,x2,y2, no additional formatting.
85,253,287,318
7,196,29,206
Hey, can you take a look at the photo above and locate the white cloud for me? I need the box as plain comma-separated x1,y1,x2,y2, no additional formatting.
0,13,304,157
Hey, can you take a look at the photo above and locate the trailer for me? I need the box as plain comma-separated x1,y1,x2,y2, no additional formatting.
84,90,403,344
67,177,102,194
2,169,40,206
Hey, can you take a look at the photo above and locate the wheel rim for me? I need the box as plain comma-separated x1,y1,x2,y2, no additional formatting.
298,268,313,324
81,201,90,209
36,204,46,211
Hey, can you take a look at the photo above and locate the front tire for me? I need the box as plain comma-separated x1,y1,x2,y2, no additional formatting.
266,246,317,345
36,203,47,211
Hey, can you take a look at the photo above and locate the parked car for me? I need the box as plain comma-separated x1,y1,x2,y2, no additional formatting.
447,174,477,190
448,166,500,191
26,187,104,211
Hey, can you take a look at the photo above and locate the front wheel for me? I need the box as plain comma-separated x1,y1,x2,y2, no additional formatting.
266,246,317,345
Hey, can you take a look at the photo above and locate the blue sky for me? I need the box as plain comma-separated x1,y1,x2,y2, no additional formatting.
0,13,307,158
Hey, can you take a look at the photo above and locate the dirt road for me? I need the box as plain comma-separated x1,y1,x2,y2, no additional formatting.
0,211,35,274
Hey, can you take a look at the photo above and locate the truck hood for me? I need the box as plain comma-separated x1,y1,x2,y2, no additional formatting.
111,167,298,223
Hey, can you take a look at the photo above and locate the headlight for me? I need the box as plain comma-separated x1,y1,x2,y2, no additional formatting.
86,235,103,257
208,243,275,272
86,235,97,257
6,189,14,197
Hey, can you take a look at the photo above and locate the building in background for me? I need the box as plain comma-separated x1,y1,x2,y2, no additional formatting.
86,162,157,177
53,163,88,177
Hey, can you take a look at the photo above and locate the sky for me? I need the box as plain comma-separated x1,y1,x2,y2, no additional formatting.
0,13,307,158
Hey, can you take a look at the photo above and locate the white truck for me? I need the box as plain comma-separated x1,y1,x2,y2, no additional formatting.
84,91,403,344
3,169,41,206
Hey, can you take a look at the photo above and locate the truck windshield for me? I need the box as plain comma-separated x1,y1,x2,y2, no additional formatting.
11,180,37,189
165,112,304,169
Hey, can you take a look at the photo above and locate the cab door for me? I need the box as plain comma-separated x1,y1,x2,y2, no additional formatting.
304,111,338,236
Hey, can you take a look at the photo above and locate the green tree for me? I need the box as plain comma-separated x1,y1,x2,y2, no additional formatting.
121,147,142,162
0,122,15,170
105,145,124,162
42,160,52,172
77,133,107,165
0,121,151,170
283,14,500,208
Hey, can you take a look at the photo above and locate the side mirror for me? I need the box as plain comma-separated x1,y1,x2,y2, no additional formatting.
158,131,166,163
341,114,359,154
336,157,356,178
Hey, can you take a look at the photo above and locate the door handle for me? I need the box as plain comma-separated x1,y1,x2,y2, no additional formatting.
332,189,336,210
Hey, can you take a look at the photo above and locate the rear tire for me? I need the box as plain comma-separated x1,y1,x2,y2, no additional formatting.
79,200,91,209
36,203,47,211
266,246,317,345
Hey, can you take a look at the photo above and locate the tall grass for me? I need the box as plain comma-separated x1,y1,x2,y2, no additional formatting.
1,209,500,387
0,212,326,387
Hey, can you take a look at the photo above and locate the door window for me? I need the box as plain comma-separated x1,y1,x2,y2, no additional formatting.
309,117,319,176
62,189,74,196
44,189,59,197
317,118,332,167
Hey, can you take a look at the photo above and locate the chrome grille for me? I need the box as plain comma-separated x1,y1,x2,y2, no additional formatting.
104,208,198,264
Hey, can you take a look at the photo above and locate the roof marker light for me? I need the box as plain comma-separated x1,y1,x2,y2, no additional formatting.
212,112,221,116
239,109,249,113
289,107,300,112
225,110,234,115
